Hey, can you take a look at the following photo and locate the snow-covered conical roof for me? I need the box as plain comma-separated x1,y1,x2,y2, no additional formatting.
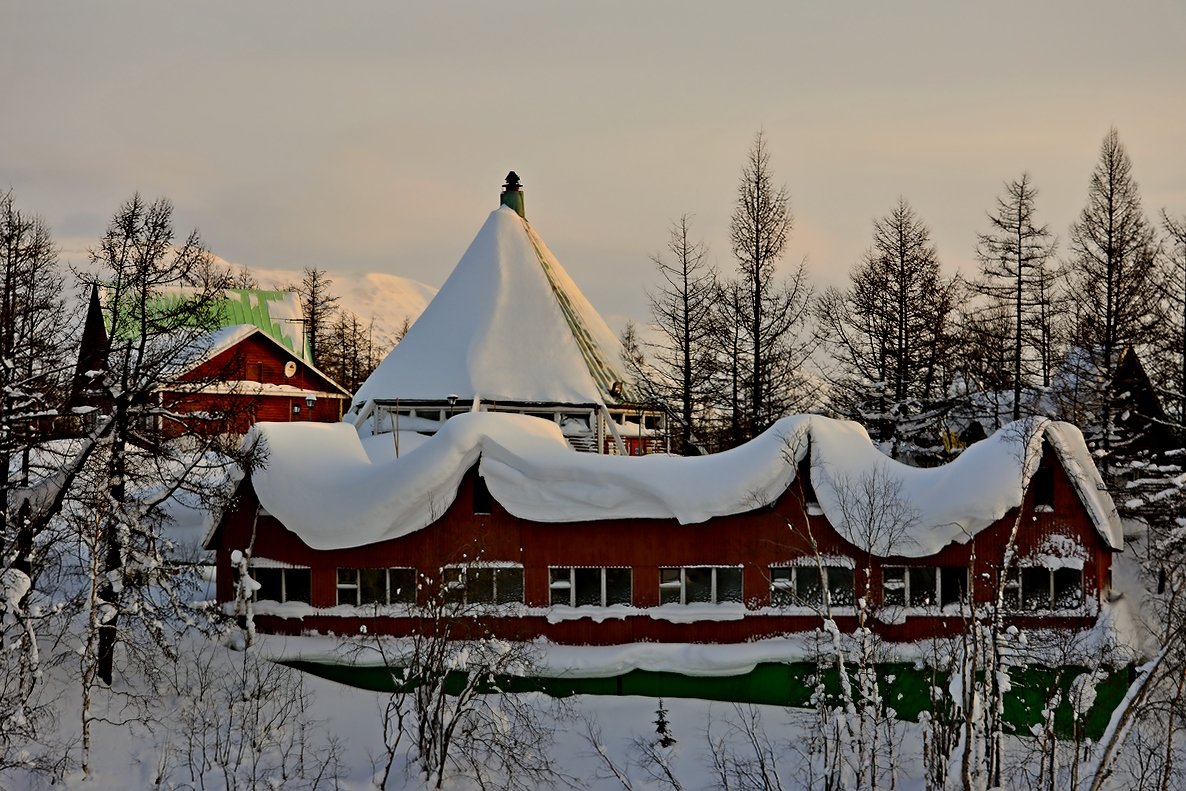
351,201,631,410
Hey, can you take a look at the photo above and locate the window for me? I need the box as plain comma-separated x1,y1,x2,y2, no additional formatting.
940,566,968,607
771,565,854,607
252,566,311,604
549,567,632,607
659,567,743,605
441,566,524,605
473,475,493,515
336,567,417,606
1013,566,1084,611
882,566,964,608
1032,464,1055,511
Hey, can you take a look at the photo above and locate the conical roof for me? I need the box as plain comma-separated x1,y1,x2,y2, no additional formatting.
352,204,631,410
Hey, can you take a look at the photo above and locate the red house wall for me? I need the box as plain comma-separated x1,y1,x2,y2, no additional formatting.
210,444,1115,645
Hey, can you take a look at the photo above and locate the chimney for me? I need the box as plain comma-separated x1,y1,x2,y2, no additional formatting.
500,171,525,218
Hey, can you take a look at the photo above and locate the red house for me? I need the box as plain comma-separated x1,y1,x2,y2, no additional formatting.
206,177,1123,646
72,285,351,435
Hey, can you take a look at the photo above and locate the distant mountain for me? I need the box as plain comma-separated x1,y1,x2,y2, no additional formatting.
234,264,438,344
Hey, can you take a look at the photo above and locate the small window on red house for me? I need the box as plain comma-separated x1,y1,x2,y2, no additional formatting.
473,475,493,515
246,362,264,382
253,566,310,604
1032,464,1055,511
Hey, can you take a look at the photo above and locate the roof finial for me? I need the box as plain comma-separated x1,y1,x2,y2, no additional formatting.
500,171,525,218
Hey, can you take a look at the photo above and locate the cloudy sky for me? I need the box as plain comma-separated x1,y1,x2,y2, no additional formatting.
3,1,1183,331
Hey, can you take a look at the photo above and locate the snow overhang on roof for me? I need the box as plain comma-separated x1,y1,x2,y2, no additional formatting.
350,205,632,412
242,413,1123,554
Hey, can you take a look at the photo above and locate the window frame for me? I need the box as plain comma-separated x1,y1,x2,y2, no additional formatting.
251,565,312,604
335,567,418,606
882,565,966,608
770,564,855,607
658,566,744,605
1010,565,1084,611
548,566,633,607
441,564,524,606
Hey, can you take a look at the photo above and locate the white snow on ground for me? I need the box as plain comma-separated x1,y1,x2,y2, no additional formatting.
244,411,1122,555
350,206,630,409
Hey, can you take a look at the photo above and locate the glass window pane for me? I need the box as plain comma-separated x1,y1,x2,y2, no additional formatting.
605,568,632,606
883,567,905,607
284,569,311,604
254,568,283,602
716,568,743,603
468,568,495,604
659,568,682,605
389,568,416,604
770,567,793,607
910,567,937,607
940,567,966,607
1021,567,1051,610
1053,568,1082,609
359,568,387,605
574,568,602,607
796,566,823,606
442,567,465,605
549,568,572,606
336,568,357,586
684,567,713,603
1002,570,1020,610
826,567,854,606
495,568,523,604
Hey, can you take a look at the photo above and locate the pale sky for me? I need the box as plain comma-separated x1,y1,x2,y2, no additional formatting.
3,1,1184,333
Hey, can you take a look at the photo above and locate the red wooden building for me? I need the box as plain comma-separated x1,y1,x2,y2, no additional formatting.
206,411,1121,645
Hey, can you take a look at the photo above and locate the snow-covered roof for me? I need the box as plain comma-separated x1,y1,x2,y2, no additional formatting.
350,206,632,410
242,413,1122,555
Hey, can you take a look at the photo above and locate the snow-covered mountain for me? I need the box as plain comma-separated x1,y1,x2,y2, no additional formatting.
236,264,437,343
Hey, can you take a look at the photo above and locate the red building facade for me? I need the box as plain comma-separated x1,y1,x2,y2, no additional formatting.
207,436,1117,645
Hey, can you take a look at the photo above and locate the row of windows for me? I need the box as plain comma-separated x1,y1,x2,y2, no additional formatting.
251,564,1084,612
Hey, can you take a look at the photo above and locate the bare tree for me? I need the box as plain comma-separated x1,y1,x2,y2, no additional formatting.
350,565,568,790
974,173,1061,421
647,214,717,453
295,267,339,367
817,199,961,459
1064,127,1162,468
1159,210,1186,425
726,131,815,441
